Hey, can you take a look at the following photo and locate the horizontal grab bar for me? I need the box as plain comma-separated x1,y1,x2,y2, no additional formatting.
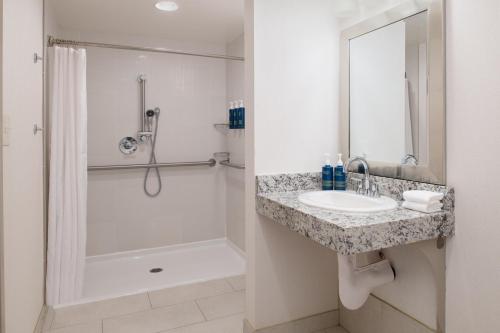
88,159,217,171
220,160,245,170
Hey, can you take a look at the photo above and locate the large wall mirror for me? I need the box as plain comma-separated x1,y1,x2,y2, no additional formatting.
340,0,445,184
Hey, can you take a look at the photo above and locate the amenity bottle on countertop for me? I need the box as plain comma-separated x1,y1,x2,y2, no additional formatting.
322,153,334,191
334,153,346,190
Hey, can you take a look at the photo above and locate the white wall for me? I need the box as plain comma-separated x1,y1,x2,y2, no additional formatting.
55,30,229,255
225,34,246,252
245,0,340,329
446,0,500,332
2,0,45,332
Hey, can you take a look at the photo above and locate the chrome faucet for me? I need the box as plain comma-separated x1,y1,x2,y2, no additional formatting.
401,154,418,166
344,156,379,197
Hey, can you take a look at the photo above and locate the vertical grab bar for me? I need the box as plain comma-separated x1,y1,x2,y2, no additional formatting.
139,75,146,133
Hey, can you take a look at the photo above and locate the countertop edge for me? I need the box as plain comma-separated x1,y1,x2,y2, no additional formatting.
256,192,455,255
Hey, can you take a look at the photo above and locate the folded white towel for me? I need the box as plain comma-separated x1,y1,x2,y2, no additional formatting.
402,201,443,213
403,190,444,204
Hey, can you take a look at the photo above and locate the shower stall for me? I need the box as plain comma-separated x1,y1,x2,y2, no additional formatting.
45,3,246,305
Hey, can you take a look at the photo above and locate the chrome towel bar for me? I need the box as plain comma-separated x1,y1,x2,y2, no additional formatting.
88,159,216,171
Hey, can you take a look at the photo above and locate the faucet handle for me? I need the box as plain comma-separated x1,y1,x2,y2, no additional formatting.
352,178,363,194
369,183,380,197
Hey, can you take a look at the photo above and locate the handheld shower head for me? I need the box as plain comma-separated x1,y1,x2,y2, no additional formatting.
146,108,160,117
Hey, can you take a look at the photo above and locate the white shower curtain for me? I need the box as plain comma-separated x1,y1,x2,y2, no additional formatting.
46,46,88,305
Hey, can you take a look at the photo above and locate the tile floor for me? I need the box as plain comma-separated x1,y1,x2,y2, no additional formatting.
44,276,347,333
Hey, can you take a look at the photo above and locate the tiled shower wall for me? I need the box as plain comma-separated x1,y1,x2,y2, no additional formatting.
225,34,245,252
56,30,229,255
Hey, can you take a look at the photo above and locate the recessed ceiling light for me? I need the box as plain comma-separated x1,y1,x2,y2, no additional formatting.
155,1,179,12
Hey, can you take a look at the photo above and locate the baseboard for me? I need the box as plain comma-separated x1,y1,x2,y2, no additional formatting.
243,310,339,333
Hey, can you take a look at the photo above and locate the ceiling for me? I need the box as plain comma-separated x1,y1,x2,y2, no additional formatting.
48,0,244,44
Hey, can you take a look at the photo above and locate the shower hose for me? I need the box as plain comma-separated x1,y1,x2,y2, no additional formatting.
144,111,162,197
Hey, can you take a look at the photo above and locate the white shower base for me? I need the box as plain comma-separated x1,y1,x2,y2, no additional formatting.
80,238,245,304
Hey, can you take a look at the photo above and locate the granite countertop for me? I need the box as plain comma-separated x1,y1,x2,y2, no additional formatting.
255,172,455,255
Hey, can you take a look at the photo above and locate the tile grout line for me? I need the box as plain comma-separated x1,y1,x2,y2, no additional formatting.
147,292,153,308
103,302,208,333
194,289,245,303
53,294,156,330
48,309,55,331
53,300,246,333
225,277,237,291
150,287,244,309
194,299,208,321
53,279,247,331
226,275,246,291
154,312,246,333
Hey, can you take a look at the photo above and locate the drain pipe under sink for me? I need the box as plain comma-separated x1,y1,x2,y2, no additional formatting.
338,251,395,310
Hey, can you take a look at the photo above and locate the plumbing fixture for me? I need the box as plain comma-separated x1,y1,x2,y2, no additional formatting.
338,251,395,310
344,156,379,197
138,75,152,142
119,137,138,155
137,75,162,197
401,154,418,165
143,107,162,197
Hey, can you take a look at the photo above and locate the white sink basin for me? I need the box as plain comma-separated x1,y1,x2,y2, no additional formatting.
298,190,398,213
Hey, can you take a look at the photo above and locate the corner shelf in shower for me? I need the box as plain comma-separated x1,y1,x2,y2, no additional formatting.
213,123,230,129
213,123,245,134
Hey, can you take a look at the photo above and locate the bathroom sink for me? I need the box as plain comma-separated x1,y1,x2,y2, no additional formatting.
298,191,397,213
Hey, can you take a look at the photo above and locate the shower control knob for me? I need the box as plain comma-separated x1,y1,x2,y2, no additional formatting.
146,110,155,117
119,136,138,155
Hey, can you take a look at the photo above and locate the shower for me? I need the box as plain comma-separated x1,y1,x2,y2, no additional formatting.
144,107,162,197
46,15,245,304
138,75,162,197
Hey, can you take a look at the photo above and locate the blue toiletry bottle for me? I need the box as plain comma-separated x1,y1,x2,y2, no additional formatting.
229,102,235,129
322,154,334,191
238,100,245,129
334,153,346,190
235,100,242,129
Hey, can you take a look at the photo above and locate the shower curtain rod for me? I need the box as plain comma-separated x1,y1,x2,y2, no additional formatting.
48,36,245,61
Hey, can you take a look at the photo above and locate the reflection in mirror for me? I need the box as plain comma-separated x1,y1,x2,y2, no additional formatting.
349,11,427,166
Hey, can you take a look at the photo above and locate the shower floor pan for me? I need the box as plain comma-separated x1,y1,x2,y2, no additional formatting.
81,238,245,304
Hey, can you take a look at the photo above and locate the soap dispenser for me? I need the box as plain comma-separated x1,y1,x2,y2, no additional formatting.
238,100,245,129
334,153,346,191
229,102,235,129
322,153,334,191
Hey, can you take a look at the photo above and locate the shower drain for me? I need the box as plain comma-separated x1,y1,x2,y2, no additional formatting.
149,268,163,273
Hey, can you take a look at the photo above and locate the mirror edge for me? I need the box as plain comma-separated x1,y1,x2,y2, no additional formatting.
339,0,446,185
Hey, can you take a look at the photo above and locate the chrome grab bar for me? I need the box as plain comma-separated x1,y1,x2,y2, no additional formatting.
88,159,216,171
220,160,245,170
